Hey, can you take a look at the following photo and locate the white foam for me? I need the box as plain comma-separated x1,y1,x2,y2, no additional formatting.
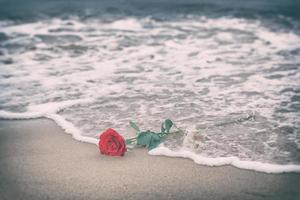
46,113,98,145
1,15,300,172
2,21,48,35
0,99,98,145
27,99,94,113
0,110,44,119
108,18,143,31
149,147,300,173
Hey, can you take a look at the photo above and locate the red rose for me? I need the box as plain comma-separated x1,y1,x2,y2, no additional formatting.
98,128,127,156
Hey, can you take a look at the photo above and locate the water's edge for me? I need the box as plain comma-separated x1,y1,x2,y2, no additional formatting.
1,99,299,174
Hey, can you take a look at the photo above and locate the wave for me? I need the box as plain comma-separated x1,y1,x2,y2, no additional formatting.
0,99,98,145
0,99,300,174
1,15,300,173
149,147,300,174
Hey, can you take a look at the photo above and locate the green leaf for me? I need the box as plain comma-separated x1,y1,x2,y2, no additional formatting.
136,131,151,146
129,121,140,132
148,134,161,150
164,119,173,133
137,131,161,150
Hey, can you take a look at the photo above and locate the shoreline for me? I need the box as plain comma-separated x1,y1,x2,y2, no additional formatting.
0,118,300,199
1,108,300,174
150,147,300,174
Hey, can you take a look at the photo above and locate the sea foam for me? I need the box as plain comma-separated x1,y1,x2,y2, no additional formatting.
149,147,300,173
1,15,300,173
1,106,300,173
0,99,98,145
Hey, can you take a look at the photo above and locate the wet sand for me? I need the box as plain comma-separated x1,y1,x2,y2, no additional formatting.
0,119,299,200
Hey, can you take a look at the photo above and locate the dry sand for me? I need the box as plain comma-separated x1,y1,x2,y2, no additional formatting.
0,119,299,200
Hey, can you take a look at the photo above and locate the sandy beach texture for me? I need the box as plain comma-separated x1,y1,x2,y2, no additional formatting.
0,119,299,200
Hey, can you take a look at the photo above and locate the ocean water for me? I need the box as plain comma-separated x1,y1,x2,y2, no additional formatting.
0,0,300,173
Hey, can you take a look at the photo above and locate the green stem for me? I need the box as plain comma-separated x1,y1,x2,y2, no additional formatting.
126,137,137,141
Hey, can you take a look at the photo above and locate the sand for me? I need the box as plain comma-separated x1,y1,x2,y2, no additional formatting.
0,119,299,200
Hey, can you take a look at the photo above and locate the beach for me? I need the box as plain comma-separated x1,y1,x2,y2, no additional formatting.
0,119,299,200
1,0,300,199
